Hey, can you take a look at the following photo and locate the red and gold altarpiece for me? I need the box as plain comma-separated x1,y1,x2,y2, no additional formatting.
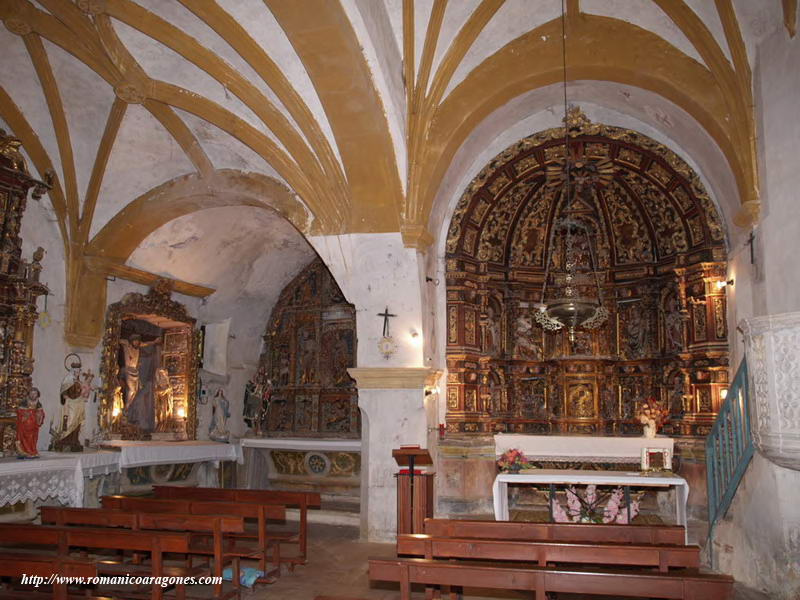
0,131,49,454
257,258,358,438
445,113,728,438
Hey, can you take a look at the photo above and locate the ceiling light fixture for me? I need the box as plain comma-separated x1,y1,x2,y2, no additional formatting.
532,0,609,343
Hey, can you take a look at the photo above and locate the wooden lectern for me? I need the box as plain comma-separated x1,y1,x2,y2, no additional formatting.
392,446,434,535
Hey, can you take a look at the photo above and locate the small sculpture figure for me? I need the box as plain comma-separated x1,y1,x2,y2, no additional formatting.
16,387,44,458
50,355,86,452
208,388,230,443
243,378,260,430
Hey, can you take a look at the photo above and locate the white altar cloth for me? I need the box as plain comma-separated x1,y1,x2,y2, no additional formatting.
492,469,689,543
0,452,83,507
494,433,674,464
100,440,242,468
241,437,361,452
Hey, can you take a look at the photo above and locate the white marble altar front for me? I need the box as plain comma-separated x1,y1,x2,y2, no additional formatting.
494,433,674,465
492,469,690,542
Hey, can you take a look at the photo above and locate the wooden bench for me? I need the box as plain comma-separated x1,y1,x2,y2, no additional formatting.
397,533,700,572
153,485,321,566
0,522,203,600
369,557,734,600
424,518,686,545
0,551,98,600
41,506,244,599
101,495,284,580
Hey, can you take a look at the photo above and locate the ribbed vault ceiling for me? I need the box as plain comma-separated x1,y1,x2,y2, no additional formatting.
0,0,792,270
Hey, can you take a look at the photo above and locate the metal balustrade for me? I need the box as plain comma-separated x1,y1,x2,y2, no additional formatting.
706,360,754,534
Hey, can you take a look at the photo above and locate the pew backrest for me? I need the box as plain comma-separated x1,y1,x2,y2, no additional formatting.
153,485,322,509
0,523,191,553
423,518,685,545
101,495,285,520
41,506,245,534
396,533,700,570
41,506,137,529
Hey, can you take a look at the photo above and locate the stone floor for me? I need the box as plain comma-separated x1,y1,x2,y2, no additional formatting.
228,522,768,600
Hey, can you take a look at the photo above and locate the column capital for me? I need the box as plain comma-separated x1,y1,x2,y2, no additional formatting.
347,367,442,389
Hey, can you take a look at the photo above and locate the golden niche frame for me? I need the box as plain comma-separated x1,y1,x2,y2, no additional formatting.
98,280,200,441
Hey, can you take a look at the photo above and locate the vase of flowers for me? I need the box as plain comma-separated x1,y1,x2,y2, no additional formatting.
497,448,531,473
636,397,670,439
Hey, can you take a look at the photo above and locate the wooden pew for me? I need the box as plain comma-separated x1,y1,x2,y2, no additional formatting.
40,506,244,599
397,533,700,572
0,522,202,600
424,518,686,545
153,485,321,566
0,551,98,600
101,495,284,580
369,557,734,600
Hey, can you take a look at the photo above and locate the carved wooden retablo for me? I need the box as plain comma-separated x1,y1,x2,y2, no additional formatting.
255,258,358,438
445,112,728,437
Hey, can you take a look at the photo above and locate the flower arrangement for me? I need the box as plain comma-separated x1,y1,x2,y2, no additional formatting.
636,397,670,438
550,485,640,524
497,448,532,473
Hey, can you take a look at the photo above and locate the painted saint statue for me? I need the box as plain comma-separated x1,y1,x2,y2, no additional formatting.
209,388,230,443
16,387,44,458
50,357,85,452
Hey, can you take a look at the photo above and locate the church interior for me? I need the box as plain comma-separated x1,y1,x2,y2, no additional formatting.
0,0,798,598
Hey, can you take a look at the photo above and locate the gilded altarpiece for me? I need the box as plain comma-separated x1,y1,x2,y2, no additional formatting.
98,281,200,441
0,131,50,454
258,258,358,439
445,115,728,437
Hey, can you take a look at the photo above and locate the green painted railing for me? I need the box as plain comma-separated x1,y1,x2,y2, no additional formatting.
706,360,754,532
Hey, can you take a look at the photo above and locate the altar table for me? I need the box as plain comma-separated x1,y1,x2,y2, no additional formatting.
0,450,118,508
99,440,243,468
492,469,690,543
494,433,674,465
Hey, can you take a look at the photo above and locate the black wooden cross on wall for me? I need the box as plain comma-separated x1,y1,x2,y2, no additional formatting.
378,306,396,337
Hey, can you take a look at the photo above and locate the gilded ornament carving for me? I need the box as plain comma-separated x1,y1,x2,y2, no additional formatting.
464,310,476,346
693,303,707,342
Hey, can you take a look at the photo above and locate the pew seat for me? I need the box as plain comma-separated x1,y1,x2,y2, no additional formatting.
369,557,734,600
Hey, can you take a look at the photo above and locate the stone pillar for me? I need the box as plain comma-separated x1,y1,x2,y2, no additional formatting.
348,367,441,542
740,311,800,471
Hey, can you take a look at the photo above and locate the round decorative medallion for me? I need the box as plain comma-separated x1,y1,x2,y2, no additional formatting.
303,452,330,477
4,18,32,36
114,82,145,104
76,0,107,16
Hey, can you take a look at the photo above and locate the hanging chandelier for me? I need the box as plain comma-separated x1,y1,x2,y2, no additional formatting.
532,2,610,343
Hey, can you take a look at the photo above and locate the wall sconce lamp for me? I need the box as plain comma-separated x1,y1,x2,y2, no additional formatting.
716,279,735,290
720,388,729,400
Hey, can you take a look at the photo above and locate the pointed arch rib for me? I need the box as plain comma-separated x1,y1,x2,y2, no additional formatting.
416,14,756,235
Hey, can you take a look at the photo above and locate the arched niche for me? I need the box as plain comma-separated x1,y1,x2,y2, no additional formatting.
445,109,729,437
254,257,359,439
97,280,199,441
